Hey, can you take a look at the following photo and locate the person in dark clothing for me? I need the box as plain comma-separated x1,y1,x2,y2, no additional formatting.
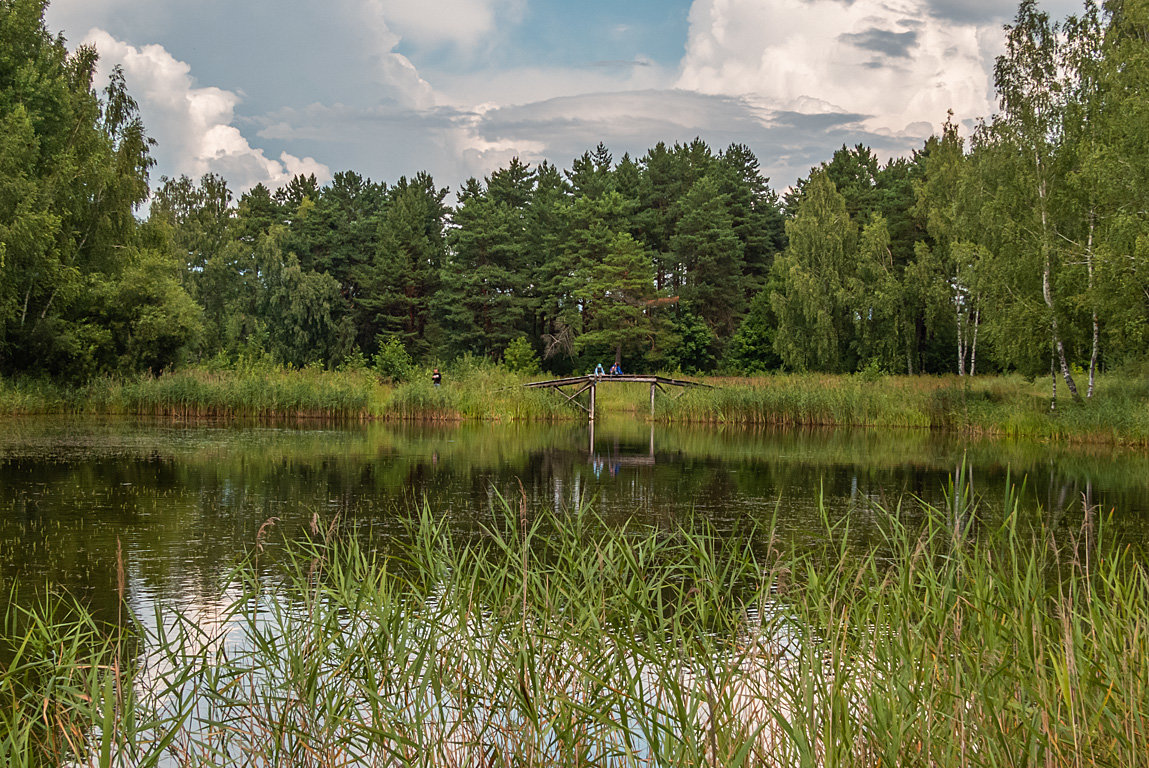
432,368,442,387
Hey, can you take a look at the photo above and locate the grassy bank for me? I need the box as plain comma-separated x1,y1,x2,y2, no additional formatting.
2,367,1149,442
665,373,1149,443
0,362,564,422
3,493,1146,767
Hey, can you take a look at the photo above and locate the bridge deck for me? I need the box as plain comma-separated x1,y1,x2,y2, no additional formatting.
523,374,708,389
524,373,709,420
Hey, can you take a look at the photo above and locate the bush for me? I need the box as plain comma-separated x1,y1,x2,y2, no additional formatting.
502,336,541,375
373,336,413,382
339,348,371,373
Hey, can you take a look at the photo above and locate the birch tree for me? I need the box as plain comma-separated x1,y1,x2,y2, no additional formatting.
770,171,857,372
989,0,1082,402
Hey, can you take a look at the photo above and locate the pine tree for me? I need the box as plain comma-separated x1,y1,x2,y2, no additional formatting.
671,175,746,340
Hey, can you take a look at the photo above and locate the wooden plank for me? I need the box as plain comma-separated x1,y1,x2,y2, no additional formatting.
524,374,711,390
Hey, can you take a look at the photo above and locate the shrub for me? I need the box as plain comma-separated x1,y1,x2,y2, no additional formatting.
502,336,541,375
373,336,413,382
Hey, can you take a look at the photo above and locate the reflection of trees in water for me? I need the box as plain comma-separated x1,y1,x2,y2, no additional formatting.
2,420,1148,623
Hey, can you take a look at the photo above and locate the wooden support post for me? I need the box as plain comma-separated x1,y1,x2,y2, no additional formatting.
589,381,596,421
650,382,656,417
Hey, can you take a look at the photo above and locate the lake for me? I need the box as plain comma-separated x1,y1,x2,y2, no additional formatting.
2,416,1147,624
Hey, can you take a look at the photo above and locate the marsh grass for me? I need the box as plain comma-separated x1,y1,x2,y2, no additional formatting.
0,362,565,422
0,367,378,420
3,369,1148,442
383,363,565,421
3,488,1147,767
668,374,1149,443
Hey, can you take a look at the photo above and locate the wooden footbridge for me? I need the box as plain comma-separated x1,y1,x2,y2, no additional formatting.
523,374,709,420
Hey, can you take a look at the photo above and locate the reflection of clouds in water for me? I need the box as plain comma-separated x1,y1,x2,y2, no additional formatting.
123,574,817,764
132,576,248,688
5,418,1149,627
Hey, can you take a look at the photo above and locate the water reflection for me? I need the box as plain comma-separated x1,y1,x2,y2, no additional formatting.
1,416,1147,622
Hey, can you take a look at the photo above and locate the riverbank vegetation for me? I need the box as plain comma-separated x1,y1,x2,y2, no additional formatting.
3,0,1149,414
3,365,1148,443
3,493,1146,767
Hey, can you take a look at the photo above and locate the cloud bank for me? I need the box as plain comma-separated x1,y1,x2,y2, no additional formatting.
52,0,1086,198
676,0,999,136
84,30,331,192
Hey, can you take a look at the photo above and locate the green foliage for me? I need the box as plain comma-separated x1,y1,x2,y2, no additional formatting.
0,1,155,381
771,171,857,372
106,247,203,373
4,0,1149,386
439,169,533,359
372,335,413,382
664,310,717,373
724,289,780,373
338,347,370,373
502,335,540,374
848,214,904,371
671,174,746,339
574,228,669,364
5,494,1149,766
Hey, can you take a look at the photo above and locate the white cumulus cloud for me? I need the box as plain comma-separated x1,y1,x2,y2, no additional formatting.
337,0,438,110
83,29,330,192
677,0,1001,135
360,0,525,51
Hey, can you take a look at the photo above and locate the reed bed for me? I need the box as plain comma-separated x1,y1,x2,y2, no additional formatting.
2,368,1148,439
665,374,932,428
382,365,567,421
0,363,566,422
3,491,1146,767
667,374,1149,443
0,367,379,420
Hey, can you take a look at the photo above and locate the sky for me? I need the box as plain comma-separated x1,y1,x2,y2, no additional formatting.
44,0,1087,199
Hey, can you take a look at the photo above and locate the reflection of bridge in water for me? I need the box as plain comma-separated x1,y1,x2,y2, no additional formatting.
588,420,656,477
523,374,709,421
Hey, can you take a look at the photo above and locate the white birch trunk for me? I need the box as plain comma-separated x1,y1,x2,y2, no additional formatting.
1086,212,1098,399
970,307,980,377
956,301,966,376
1037,155,1081,401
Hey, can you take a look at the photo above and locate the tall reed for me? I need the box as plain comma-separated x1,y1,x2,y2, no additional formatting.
3,370,1148,442
666,374,1149,443
3,490,1145,767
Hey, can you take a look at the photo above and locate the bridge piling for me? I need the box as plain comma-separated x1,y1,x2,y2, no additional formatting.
523,374,709,421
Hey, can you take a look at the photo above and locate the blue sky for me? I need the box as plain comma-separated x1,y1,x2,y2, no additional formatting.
45,0,1086,199
465,0,693,68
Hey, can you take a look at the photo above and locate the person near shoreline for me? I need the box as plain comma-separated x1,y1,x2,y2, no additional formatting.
432,368,442,387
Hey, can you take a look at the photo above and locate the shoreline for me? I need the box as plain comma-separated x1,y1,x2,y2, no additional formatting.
2,367,1147,445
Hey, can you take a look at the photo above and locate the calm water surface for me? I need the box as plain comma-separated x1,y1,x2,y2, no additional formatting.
2,416,1147,623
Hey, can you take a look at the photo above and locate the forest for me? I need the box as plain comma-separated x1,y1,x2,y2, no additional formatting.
1,0,1148,402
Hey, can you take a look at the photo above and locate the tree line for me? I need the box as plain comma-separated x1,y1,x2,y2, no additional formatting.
2,0,1147,402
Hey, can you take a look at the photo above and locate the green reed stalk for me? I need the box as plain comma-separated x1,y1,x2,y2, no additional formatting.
3,371,1148,441
2,490,1147,766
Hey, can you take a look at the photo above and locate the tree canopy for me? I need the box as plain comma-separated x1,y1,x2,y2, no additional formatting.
3,0,1148,406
